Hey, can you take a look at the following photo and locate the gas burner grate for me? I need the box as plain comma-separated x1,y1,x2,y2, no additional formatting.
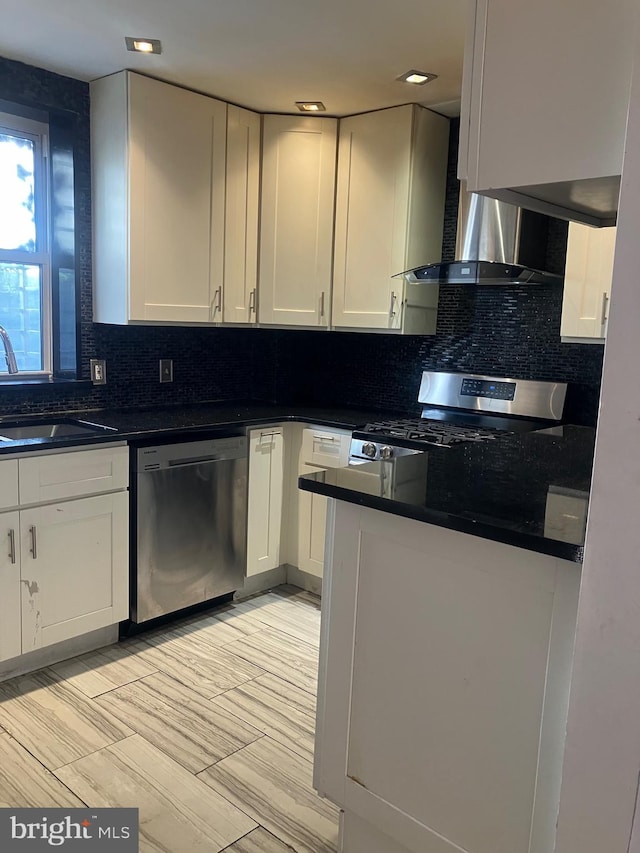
362,418,513,446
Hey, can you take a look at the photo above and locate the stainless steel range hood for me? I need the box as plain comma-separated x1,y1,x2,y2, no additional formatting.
397,184,563,285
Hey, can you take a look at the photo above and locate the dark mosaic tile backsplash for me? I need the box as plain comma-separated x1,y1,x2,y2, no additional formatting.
0,58,603,426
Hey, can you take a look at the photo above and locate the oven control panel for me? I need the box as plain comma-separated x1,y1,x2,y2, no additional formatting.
460,378,516,401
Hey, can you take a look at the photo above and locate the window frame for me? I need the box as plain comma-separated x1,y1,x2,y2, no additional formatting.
0,109,52,377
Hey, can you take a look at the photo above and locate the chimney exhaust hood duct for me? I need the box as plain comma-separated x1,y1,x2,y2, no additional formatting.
397,183,563,285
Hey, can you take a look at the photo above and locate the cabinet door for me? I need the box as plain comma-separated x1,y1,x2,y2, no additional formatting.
318,505,581,853
223,106,260,324
20,493,129,653
302,428,351,468
19,445,129,505
462,0,633,224
561,224,616,340
247,428,284,576
259,115,337,327
332,105,447,331
298,464,328,578
332,106,413,330
0,459,18,509
0,511,21,663
128,73,227,323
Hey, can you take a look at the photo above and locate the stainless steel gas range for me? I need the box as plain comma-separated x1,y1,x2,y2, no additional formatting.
349,371,567,462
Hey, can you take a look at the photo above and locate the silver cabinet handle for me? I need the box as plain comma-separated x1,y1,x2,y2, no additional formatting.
249,288,257,314
389,291,397,318
8,528,15,564
211,286,222,319
29,525,37,560
600,291,609,327
320,291,326,319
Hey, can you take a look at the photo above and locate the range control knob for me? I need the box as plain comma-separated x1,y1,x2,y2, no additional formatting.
380,445,394,460
362,442,377,458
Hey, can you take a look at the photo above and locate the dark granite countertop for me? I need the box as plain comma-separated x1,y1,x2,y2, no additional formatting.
0,400,595,563
299,425,595,563
0,401,396,455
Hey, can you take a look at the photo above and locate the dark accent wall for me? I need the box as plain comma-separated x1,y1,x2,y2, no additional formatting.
0,58,603,426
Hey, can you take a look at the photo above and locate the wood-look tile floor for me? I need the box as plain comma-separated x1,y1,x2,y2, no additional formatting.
0,586,338,853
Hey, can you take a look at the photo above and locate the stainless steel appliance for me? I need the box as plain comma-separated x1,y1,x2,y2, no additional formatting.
350,371,567,461
395,183,563,286
131,435,247,626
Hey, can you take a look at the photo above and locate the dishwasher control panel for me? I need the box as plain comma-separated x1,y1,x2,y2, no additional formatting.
136,435,247,472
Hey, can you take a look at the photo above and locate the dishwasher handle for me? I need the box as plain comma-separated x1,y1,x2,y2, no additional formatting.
168,455,222,467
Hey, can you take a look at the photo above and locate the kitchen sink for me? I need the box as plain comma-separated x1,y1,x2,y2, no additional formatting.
0,418,116,441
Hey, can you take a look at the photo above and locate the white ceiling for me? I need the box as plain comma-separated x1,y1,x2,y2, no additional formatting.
0,0,466,117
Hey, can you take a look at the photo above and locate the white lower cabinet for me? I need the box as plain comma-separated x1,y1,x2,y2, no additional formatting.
316,503,581,853
20,493,129,653
0,511,21,662
0,445,130,664
297,428,351,578
246,428,285,576
298,464,330,578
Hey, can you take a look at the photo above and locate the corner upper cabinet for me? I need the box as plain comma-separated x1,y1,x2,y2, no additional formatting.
222,105,261,324
91,71,227,324
332,105,448,333
259,115,337,328
561,224,616,342
459,0,634,225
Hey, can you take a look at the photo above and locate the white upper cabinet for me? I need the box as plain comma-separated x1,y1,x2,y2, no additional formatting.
459,0,635,225
91,71,227,324
561,224,616,342
222,105,261,324
259,115,338,328
332,104,448,332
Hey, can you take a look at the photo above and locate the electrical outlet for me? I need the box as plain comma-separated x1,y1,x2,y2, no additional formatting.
159,359,173,383
90,359,106,385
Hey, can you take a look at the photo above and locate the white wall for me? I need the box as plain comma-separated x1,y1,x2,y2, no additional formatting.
555,20,640,852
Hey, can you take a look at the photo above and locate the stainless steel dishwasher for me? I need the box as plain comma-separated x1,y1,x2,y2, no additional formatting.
130,435,247,626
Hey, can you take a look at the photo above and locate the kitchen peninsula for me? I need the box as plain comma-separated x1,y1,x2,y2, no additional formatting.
301,424,594,853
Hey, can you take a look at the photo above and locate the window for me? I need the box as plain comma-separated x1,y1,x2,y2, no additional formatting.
0,110,50,376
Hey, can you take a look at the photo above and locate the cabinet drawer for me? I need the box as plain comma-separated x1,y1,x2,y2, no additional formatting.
19,446,129,505
0,460,19,509
301,428,351,468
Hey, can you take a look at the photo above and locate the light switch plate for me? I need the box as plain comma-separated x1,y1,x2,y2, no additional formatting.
90,359,106,385
159,359,173,383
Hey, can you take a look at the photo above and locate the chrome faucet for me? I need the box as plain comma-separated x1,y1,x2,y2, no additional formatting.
0,325,18,374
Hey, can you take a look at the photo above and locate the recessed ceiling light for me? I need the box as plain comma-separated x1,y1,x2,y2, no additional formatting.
125,37,162,55
295,102,326,112
397,70,438,85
